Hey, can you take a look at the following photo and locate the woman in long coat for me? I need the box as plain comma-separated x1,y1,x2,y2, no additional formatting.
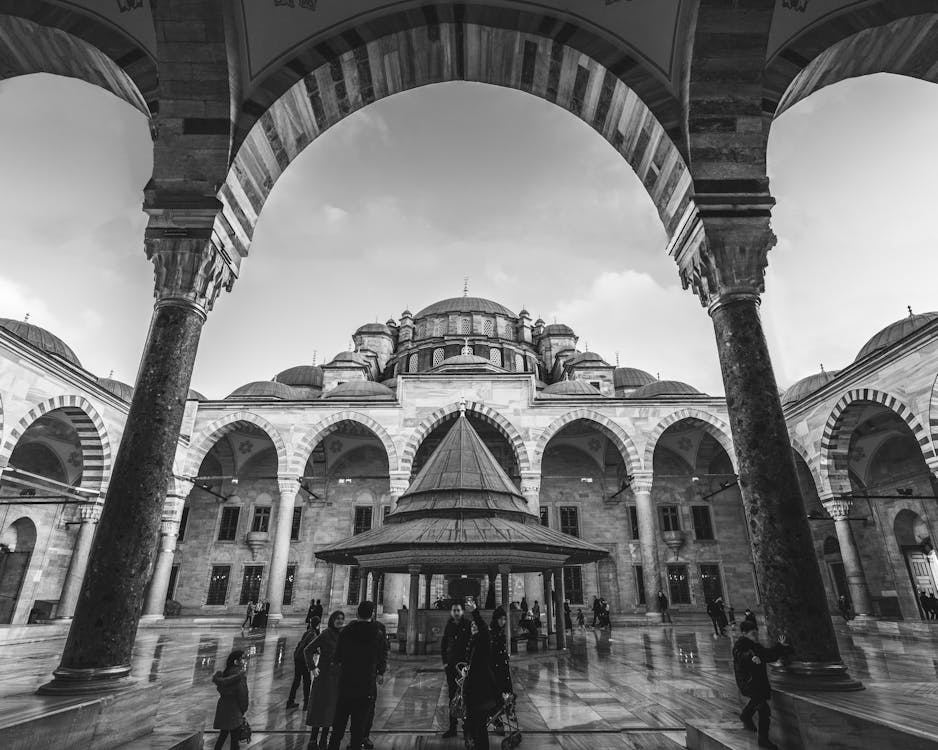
212,649,249,749
304,610,345,750
489,607,513,736
464,610,501,750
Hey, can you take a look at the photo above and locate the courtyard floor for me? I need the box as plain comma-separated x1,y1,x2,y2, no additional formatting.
2,619,937,749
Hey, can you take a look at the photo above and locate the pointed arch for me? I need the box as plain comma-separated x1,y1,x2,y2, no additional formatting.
0,395,111,493
400,402,529,476
791,439,825,498
185,412,290,478
642,409,736,473
292,412,399,476
532,410,639,475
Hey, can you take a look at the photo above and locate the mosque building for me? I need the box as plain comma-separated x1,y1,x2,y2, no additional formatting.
0,298,936,630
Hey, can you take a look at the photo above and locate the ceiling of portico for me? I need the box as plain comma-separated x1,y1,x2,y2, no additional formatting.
768,0,873,62
52,0,156,57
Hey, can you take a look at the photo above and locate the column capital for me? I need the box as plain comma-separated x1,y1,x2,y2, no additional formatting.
79,503,102,524
498,564,512,575
823,498,854,521
631,471,654,495
278,476,299,497
389,473,410,498
408,565,421,576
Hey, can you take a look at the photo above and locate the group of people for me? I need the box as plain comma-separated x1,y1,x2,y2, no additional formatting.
240,600,271,633
590,596,612,628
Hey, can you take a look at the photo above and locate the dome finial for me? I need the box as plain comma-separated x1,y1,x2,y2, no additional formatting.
108,369,114,378
458,395,467,415
23,312,29,323
615,351,620,366
312,350,318,365
463,277,469,297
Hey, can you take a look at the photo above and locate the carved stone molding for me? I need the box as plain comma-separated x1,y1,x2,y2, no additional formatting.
147,238,234,313
79,504,102,524
823,498,853,521
631,471,654,495
278,476,299,498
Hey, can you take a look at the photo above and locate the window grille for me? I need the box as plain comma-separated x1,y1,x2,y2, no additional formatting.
218,507,240,541
489,348,502,367
239,565,263,605
409,354,418,372
433,348,445,366
206,565,231,605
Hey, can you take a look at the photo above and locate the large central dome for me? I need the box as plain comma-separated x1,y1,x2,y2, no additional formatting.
414,297,516,319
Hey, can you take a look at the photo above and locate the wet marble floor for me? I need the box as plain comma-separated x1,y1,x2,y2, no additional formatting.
2,621,938,749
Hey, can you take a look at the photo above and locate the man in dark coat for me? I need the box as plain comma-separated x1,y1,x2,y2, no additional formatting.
441,601,472,738
656,590,672,623
287,620,319,709
591,596,601,627
328,601,387,750
733,620,793,750
361,610,389,750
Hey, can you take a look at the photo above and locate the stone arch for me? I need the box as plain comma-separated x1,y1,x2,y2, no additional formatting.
185,412,290,479
292,412,399,476
400,402,529,476
214,18,693,265
532,410,639,476
642,409,737,473
929,370,938,462
0,395,111,493
791,439,825,499
820,388,936,496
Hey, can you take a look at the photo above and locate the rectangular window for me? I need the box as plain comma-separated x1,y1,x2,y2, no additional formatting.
660,505,680,532
251,506,271,533
167,564,180,601
178,506,189,542
559,506,579,537
667,564,691,605
239,565,264,605
692,505,714,540
206,565,231,605
700,564,724,603
284,564,297,606
539,506,549,527
628,506,640,540
291,507,302,541
346,566,362,605
563,566,584,604
354,507,373,535
218,507,240,541
634,565,646,605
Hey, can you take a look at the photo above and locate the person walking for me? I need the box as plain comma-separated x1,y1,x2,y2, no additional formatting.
733,620,793,750
563,600,574,634
591,596,601,628
212,649,249,750
361,610,389,750
489,607,513,737
656,590,672,624
576,608,585,630
304,610,345,750
463,609,501,750
531,600,541,626
241,601,255,631
707,599,725,636
441,601,472,738
327,601,387,750
288,618,320,710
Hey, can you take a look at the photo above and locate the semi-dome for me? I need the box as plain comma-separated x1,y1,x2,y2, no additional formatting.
97,377,134,401
226,381,296,400
323,381,395,400
781,370,840,406
187,389,207,401
274,365,324,388
355,322,392,336
542,380,603,397
542,323,575,336
414,297,516,319
629,380,702,398
0,318,81,367
855,311,938,361
614,367,656,389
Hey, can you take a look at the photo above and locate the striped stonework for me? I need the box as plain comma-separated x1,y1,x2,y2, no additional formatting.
291,411,400,476
820,388,937,495
185,411,290,478
641,408,737,473
791,439,825,498
0,395,111,493
532,409,639,475
400,402,529,476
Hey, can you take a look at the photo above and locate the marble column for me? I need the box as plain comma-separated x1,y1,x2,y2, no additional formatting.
57,503,102,619
553,568,566,649
266,477,299,623
142,494,186,619
499,565,511,655
521,473,543,603
40,215,232,695
406,566,420,654
370,572,381,603
424,573,432,608
542,570,552,635
360,569,370,604
824,498,873,617
632,471,662,621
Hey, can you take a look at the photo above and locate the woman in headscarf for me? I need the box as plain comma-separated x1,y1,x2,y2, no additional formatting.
303,610,346,750
212,649,249,749
489,607,513,736
463,609,501,750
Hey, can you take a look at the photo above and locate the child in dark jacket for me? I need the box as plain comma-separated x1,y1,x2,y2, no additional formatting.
732,620,793,750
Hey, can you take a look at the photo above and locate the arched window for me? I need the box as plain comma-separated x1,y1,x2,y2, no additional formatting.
489,348,502,367
433,348,445,366
483,319,495,336
408,354,418,372
459,317,471,334
433,318,444,337
515,353,524,372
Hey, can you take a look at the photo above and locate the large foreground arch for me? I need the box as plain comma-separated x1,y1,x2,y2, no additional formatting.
185,412,290,479
642,408,737,474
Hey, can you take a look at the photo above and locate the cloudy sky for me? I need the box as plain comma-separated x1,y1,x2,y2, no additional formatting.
0,72,935,398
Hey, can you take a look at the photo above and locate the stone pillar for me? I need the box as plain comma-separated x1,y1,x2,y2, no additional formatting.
370,572,381,603
682,212,859,690
141,494,186,619
631,471,662,621
542,570,552,635
406,566,420,655
553,567,567,650
40,211,232,695
57,503,102,619
266,477,299,623
824,499,873,618
389,472,410,513
359,569,370,604
424,573,432,608
499,565,511,655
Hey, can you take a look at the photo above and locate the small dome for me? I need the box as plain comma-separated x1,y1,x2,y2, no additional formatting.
0,318,81,366
226,381,296,400
97,377,134,401
534,379,548,390
274,365,324,388
534,318,545,326
187,389,207,401
355,322,392,336
629,380,702,398
614,367,656,389
435,354,492,367
386,318,397,328
542,323,575,336
327,351,370,367
781,370,840,406
566,351,609,367
519,308,530,317
542,380,603,396
414,297,516,319
401,309,413,318
323,381,395,400
289,386,322,400
855,311,938,361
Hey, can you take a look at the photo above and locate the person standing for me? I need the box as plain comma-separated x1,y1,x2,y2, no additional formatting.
463,609,501,750
656,590,672,624
927,592,938,619
520,597,528,617
489,607,513,737
314,599,324,622
563,600,574,634
212,650,249,750
531,600,541,626
304,610,345,750
441,601,472,738
837,595,852,621
733,620,793,750
305,599,317,627
742,608,757,629
706,599,724,636
328,601,387,750
591,596,601,628
576,608,585,630
241,601,255,631
288,618,320,710
361,610,389,750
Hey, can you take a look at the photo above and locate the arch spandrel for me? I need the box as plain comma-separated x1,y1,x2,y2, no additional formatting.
185,411,291,479
532,410,639,476
291,411,399,477
642,409,736,474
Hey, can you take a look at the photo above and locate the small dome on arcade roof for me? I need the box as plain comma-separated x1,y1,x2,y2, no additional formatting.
187,388,207,401
355,322,392,336
543,323,575,336
327,350,370,367
226,381,296,400
414,297,516,318
628,380,703,398
97,377,134,401
566,351,610,367
781,370,840,406
855,310,938,362
274,365,324,388
614,367,656,389
323,381,395,400
0,318,81,366
381,377,398,390
542,380,604,397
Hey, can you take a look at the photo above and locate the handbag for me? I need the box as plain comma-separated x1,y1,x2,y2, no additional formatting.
238,717,252,742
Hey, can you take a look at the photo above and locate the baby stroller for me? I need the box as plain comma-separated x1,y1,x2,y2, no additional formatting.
453,665,522,750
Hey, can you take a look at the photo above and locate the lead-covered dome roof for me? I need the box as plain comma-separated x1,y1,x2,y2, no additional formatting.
227,381,296,400
781,370,840,406
0,318,81,366
855,311,938,361
274,365,324,388
355,322,392,336
323,381,395,400
614,367,656,388
97,377,134,401
414,297,516,318
542,323,575,336
327,351,371,367
629,380,702,398
542,380,603,396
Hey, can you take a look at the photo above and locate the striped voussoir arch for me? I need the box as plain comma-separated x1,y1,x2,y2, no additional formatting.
532,409,640,475
292,411,400,476
0,395,110,493
791,439,825,499
641,408,736,472
400,402,530,476
820,388,937,495
185,411,290,478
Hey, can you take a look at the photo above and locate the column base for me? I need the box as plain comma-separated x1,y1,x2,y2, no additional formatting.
266,613,284,627
37,665,134,696
769,660,864,692
139,614,165,624
645,611,665,624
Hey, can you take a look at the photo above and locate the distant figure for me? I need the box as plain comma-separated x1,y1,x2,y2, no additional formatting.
591,596,601,628
600,598,612,629
919,590,936,620
305,611,345,750
212,650,249,750
531,600,541,624
707,598,728,636
287,619,319,710
520,597,528,616
576,608,585,630
727,605,736,626
305,599,317,626
928,592,938,620
742,608,757,629
441,601,472,738
733,620,793,750
314,599,324,622
656,590,672,624
563,600,574,633
242,601,255,630
837,595,852,621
